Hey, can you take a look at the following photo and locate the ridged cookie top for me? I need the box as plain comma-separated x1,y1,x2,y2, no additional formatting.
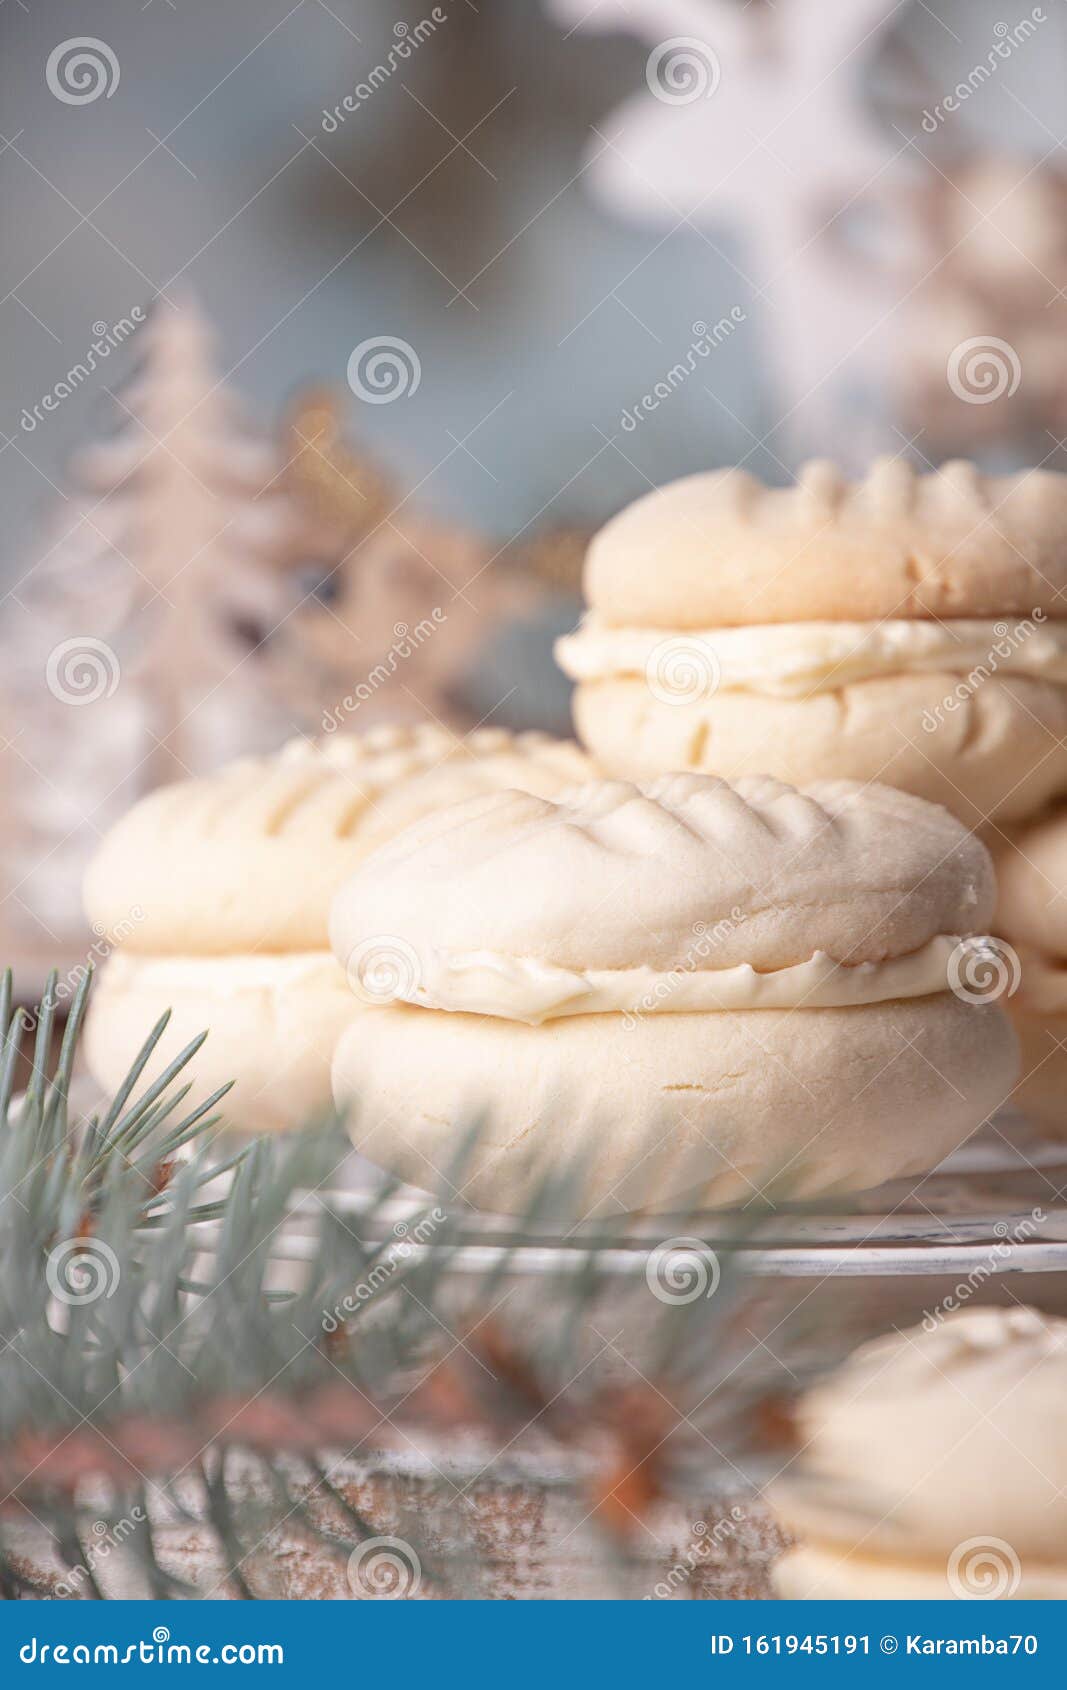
85,725,594,955
774,1307,1067,1558
586,459,1067,627
329,773,994,977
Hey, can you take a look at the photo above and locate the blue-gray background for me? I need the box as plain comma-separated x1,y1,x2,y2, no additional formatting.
2,0,1065,582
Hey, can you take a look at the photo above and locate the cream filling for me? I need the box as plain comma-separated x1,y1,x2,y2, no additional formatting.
555,615,1067,698
400,934,966,1025
104,950,344,996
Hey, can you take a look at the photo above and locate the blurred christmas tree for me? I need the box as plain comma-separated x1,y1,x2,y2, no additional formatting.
0,293,582,987
1,296,308,976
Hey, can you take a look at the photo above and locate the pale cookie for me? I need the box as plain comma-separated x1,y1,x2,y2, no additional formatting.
330,774,1016,1215
85,953,356,1138
570,673,1067,830
997,807,1067,959
557,459,1067,828
771,1307,1067,1600
83,724,594,1132
86,723,594,956
1008,1001,1067,1135
995,811,1067,1134
332,993,1012,1216
583,459,1067,627
774,1544,1067,1602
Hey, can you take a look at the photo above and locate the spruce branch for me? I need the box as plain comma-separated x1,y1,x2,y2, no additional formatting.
0,967,811,1599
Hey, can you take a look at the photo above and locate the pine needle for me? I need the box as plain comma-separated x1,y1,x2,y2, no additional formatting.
0,963,808,1601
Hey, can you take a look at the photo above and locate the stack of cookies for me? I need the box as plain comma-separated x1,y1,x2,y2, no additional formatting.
84,724,593,1132
557,459,1067,832
84,451,1064,1195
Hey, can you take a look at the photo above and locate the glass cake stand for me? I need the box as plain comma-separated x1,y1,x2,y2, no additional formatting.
292,1112,1067,1279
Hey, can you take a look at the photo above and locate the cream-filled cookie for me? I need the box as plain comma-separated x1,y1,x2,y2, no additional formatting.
84,724,594,1131
329,774,1016,1215
556,459,1067,830
995,808,1067,1134
771,1307,1067,1599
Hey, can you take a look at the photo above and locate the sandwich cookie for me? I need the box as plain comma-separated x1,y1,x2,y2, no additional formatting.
556,459,1067,829
329,773,1017,1215
995,809,1067,1134
83,724,594,1132
771,1306,1067,1600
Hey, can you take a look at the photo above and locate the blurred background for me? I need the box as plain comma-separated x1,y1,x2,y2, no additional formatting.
2,0,1067,975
